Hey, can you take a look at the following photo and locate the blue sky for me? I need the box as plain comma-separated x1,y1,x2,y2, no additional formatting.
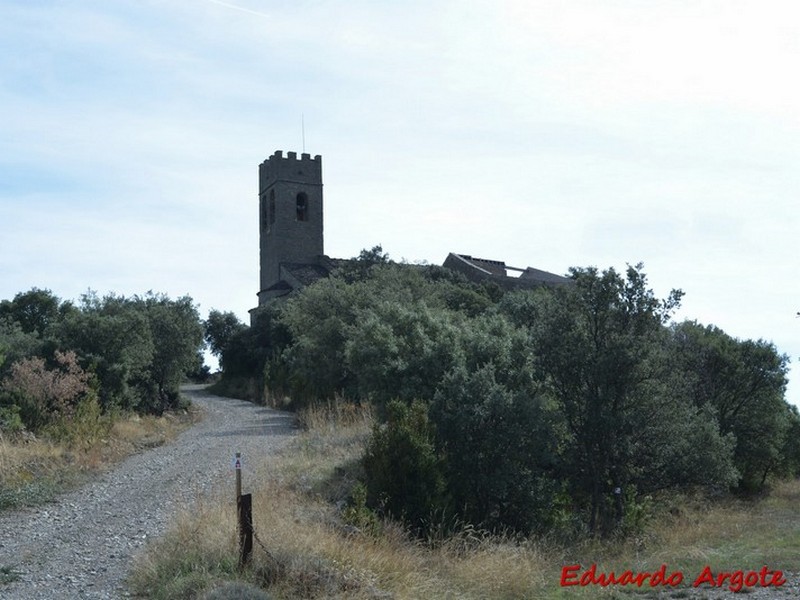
1,0,799,405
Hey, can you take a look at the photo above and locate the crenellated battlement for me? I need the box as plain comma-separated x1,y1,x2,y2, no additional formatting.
259,150,322,193
262,149,322,163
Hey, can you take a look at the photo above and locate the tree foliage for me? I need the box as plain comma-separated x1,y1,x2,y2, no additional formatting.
0,288,204,424
518,265,710,532
432,364,558,534
0,288,70,336
140,293,204,412
58,292,154,410
345,301,463,406
334,244,392,283
213,250,797,536
670,321,791,491
204,309,247,360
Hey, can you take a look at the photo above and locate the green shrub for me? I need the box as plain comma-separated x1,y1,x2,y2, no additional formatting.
362,400,447,534
0,402,24,436
342,481,381,536
431,364,559,534
45,392,111,450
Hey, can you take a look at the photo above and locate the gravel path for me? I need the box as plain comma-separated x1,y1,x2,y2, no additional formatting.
0,385,296,599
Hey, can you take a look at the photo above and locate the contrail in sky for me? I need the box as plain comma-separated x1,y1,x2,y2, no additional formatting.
203,0,270,19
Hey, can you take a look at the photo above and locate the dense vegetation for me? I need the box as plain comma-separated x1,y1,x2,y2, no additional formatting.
0,288,205,445
211,249,800,537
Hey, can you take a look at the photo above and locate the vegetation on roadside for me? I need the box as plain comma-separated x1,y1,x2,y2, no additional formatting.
130,400,800,599
0,287,205,510
0,408,198,510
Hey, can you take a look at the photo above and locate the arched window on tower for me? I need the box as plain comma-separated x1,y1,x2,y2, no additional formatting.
296,192,308,222
269,190,276,228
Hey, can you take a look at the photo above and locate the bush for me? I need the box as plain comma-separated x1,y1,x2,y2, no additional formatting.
1,350,91,431
45,392,111,450
431,364,559,534
0,402,24,436
362,400,447,534
342,481,381,536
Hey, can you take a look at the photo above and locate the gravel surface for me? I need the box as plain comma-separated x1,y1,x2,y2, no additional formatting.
0,385,296,599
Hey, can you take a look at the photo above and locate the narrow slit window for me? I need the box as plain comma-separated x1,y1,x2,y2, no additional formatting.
296,193,308,221
269,190,276,227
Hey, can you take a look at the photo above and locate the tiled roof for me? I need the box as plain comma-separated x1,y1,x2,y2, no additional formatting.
519,266,572,285
444,253,571,289
265,280,292,292
281,263,332,286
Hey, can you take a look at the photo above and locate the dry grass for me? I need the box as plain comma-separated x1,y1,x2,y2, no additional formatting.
638,482,800,570
130,402,800,600
109,409,198,456
130,497,240,599
0,436,70,508
540,483,800,599
0,404,199,511
131,402,554,599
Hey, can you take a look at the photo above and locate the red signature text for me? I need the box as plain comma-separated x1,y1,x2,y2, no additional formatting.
560,564,786,592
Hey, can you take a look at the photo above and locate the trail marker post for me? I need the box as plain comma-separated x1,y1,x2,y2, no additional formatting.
234,451,252,567
235,452,242,500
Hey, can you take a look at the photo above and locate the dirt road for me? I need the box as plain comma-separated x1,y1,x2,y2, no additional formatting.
0,386,295,599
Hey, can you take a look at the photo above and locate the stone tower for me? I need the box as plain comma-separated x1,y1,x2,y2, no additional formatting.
257,150,324,306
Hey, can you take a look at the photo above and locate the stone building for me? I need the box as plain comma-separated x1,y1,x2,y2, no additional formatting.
254,150,569,312
255,150,331,307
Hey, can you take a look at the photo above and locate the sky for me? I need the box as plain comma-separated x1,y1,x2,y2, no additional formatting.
1,0,799,404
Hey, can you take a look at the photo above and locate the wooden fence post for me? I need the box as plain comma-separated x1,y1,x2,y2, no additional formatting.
238,493,253,567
